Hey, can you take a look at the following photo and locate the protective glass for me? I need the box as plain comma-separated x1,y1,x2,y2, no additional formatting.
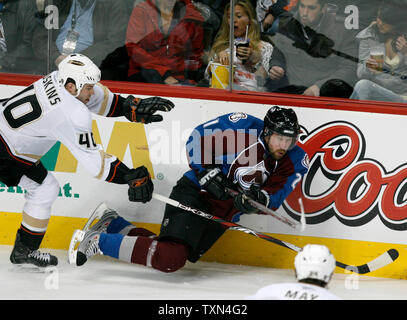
268,132,298,151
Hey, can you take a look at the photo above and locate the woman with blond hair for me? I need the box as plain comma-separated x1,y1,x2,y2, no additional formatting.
205,0,273,91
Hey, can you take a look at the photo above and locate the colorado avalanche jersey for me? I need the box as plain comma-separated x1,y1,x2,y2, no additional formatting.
185,112,309,220
247,282,342,300
0,71,122,181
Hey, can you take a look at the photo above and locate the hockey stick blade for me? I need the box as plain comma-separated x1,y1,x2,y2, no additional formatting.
336,249,399,274
152,193,398,274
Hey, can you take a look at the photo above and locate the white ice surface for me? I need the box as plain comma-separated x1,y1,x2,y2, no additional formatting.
0,245,406,301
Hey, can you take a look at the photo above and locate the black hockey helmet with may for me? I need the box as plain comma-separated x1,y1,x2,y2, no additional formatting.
263,106,300,149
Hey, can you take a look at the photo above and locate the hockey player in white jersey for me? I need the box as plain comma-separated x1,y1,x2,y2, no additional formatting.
0,53,174,269
247,244,341,300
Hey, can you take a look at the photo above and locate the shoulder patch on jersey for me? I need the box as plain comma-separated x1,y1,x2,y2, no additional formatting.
228,112,248,123
302,153,310,169
92,83,110,115
287,146,309,171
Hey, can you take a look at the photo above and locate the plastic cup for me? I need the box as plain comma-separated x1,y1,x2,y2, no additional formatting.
367,44,385,71
184,60,199,81
235,39,250,62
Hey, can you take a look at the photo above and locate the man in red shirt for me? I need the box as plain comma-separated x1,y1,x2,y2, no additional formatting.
126,0,205,85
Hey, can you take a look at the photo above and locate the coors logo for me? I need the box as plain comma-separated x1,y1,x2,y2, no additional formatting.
284,121,407,231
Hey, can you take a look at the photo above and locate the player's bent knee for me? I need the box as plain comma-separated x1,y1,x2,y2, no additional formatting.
34,173,60,206
22,173,60,220
43,173,60,201
152,241,188,273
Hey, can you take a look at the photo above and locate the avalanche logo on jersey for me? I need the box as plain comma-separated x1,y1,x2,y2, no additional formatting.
233,161,269,190
228,112,248,123
302,153,310,169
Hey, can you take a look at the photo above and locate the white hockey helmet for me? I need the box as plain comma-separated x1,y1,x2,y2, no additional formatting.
57,53,101,97
294,244,336,284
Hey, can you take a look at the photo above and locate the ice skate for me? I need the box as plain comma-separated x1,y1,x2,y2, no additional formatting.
75,230,102,266
10,230,58,271
83,202,119,233
68,203,115,265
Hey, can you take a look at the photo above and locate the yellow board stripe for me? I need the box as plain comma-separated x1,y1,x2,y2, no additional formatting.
1,211,404,279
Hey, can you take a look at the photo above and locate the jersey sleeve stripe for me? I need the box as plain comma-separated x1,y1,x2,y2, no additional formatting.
0,133,34,166
95,150,106,179
107,95,119,117
96,84,110,116
107,159,122,182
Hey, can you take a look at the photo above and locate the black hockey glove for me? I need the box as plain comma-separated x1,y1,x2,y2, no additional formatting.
292,26,335,58
234,184,270,214
277,12,334,59
124,166,154,203
197,167,237,201
123,95,174,124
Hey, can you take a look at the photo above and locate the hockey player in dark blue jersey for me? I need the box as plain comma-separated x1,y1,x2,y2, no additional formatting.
70,106,309,273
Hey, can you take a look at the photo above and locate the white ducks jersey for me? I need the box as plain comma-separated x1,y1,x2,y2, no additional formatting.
247,282,341,300
0,71,117,180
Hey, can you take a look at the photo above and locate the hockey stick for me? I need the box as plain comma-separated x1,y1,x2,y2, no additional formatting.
224,187,306,231
152,193,399,274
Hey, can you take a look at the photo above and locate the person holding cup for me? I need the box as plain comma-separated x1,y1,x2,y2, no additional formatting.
205,0,274,91
355,0,407,97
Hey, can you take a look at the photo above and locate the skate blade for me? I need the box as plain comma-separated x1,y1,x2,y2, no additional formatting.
83,202,109,232
67,229,85,265
9,264,50,273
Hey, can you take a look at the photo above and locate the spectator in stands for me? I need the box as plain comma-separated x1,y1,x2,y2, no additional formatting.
268,0,358,97
126,0,205,85
0,0,41,74
32,0,131,80
354,0,407,100
194,0,228,23
256,0,298,35
205,0,274,91
350,79,407,103
192,0,227,64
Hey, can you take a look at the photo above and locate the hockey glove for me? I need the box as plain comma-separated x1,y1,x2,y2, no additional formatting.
124,166,154,203
123,95,174,124
234,184,270,214
197,167,237,201
293,26,335,58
